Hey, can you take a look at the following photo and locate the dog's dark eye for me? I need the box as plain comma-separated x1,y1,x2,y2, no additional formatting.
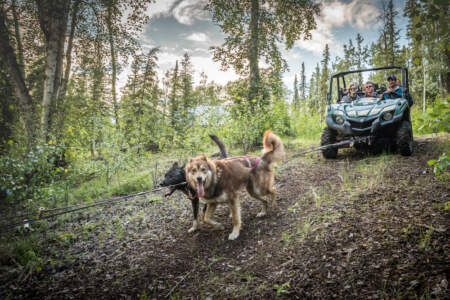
201,168,206,172
191,168,197,172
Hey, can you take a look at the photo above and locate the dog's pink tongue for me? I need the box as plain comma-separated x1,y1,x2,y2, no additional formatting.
197,182,205,198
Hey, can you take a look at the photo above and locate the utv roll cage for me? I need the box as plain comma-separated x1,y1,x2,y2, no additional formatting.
327,66,410,104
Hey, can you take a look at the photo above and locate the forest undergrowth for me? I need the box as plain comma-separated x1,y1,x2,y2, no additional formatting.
0,132,448,299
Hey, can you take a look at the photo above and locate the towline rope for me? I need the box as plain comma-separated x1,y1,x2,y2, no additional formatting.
0,183,186,232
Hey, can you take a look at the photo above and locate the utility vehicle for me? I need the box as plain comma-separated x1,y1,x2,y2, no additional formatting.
321,66,413,158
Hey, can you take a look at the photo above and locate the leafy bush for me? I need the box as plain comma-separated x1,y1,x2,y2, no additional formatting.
221,98,293,151
0,142,69,205
414,95,450,134
427,153,449,181
413,95,450,184
290,109,323,141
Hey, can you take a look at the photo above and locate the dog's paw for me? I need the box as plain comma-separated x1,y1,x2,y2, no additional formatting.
256,211,267,218
228,231,239,240
188,220,199,233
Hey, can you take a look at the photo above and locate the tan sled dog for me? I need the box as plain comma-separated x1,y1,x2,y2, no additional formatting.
186,130,284,240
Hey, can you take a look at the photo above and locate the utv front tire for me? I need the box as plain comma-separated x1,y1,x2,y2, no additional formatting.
321,127,338,159
396,120,413,156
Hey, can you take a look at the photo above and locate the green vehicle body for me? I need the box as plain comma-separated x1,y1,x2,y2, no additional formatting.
322,66,413,158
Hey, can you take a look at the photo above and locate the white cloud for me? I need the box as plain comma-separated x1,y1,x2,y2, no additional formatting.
172,0,209,25
190,55,239,85
185,32,209,42
320,0,380,29
146,1,175,18
157,50,239,86
295,20,342,56
295,0,380,56
147,0,209,25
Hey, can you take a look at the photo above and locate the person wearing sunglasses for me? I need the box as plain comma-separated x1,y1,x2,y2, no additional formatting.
380,74,402,99
342,82,360,103
364,81,378,98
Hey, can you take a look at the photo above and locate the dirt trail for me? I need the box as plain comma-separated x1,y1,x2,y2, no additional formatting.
1,137,449,299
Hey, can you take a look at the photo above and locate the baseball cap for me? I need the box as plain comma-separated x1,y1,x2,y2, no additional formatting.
387,74,397,81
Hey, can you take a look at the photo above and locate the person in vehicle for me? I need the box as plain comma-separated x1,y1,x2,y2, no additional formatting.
342,82,360,103
365,81,378,98
380,74,402,99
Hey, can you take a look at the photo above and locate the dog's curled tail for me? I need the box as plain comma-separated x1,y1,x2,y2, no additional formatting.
209,134,228,158
262,130,285,166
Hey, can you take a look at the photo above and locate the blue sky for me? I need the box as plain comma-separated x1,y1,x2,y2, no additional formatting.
119,0,409,93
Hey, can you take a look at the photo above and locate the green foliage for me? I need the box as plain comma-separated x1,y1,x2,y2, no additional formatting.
109,173,153,196
207,0,319,75
427,153,449,181
415,96,450,134
0,142,69,205
222,97,292,151
1,234,44,272
405,0,449,97
273,282,290,296
414,96,450,182
290,110,322,141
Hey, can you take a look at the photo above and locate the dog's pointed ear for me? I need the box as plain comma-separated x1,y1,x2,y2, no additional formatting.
189,158,194,163
173,162,178,167
200,154,207,161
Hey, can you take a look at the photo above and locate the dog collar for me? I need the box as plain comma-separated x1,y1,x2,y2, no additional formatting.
250,157,261,170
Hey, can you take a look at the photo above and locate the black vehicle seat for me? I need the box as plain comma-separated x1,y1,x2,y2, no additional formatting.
338,88,344,103
373,83,379,91
356,86,365,97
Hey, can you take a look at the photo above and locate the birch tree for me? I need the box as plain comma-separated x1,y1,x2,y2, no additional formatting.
207,0,319,106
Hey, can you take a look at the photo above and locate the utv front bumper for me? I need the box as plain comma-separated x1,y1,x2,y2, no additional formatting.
326,113,403,136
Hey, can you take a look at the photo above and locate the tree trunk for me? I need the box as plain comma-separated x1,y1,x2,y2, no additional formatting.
0,7,34,144
11,0,25,79
248,0,260,105
57,0,79,134
422,55,426,112
442,47,450,97
106,1,120,132
37,0,69,141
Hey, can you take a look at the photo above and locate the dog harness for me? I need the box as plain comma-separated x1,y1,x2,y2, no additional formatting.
250,157,261,170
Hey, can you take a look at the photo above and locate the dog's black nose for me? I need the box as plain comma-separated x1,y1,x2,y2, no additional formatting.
197,176,202,183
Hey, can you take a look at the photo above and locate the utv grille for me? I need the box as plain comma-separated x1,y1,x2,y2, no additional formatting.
348,117,376,131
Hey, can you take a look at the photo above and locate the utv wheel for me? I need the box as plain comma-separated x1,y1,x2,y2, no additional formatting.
321,127,338,159
396,120,413,156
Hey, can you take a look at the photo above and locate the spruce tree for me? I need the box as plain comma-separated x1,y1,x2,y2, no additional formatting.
293,74,299,110
169,61,180,130
320,44,330,116
300,62,306,104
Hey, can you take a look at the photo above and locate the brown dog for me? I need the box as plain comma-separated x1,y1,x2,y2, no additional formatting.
186,130,284,240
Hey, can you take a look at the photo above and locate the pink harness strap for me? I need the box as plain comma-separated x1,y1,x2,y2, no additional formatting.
218,155,260,169
222,155,257,161
250,157,261,170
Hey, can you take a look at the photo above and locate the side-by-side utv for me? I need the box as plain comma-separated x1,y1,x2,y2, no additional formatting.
321,66,413,159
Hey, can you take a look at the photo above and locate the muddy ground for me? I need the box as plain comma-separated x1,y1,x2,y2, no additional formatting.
1,136,449,299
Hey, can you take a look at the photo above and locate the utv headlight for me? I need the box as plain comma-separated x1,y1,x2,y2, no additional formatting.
370,107,382,115
335,115,345,125
382,112,393,121
347,110,357,117
382,105,397,112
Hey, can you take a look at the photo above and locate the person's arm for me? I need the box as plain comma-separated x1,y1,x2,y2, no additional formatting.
392,87,402,98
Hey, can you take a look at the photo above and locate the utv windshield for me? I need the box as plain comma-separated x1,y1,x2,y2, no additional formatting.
327,66,409,105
